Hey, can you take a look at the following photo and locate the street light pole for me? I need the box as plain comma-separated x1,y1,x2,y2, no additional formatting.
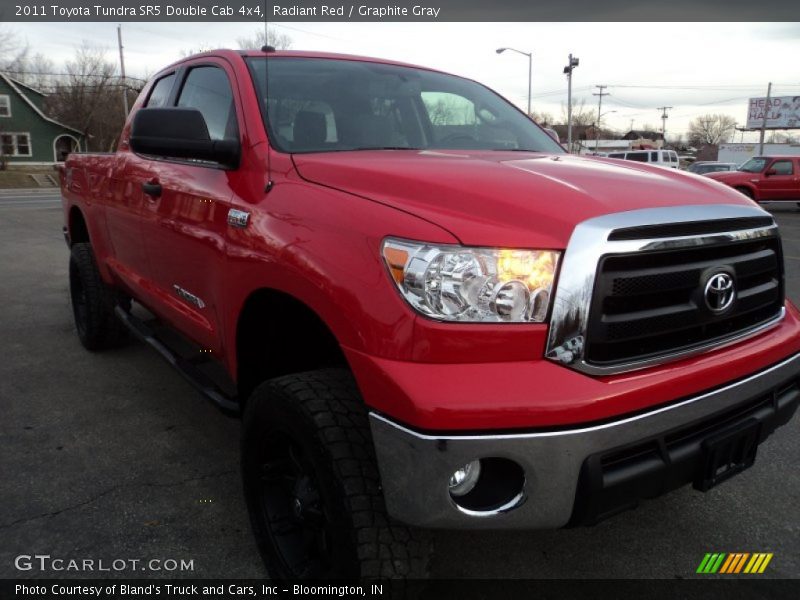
563,54,579,152
594,110,616,154
496,47,532,117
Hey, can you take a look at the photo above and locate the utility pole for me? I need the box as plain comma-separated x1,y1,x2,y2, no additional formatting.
758,82,772,155
593,85,609,154
117,24,129,117
563,54,579,153
657,106,672,145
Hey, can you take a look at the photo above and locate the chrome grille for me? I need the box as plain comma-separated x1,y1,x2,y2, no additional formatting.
585,236,784,365
545,205,786,376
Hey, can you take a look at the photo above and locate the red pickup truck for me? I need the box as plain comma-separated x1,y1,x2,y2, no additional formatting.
61,49,800,579
706,155,800,202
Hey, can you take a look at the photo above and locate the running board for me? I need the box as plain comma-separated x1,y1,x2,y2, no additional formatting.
115,306,240,415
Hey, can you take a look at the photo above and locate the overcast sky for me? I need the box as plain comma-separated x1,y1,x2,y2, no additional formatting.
9,21,800,141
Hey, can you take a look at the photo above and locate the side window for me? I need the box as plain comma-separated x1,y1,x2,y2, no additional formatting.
671,152,678,162
651,151,658,161
626,152,648,162
177,66,238,141
771,160,793,175
145,73,175,108
608,153,624,158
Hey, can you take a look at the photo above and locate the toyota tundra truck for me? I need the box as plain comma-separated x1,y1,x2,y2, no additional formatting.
60,49,800,579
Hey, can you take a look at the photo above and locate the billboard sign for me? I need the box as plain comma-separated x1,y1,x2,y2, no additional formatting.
747,96,800,129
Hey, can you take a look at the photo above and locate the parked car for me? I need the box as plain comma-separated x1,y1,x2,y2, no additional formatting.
686,161,739,175
706,156,800,201
607,149,679,168
61,49,800,579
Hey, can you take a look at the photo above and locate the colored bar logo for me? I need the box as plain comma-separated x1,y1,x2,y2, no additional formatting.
697,553,773,574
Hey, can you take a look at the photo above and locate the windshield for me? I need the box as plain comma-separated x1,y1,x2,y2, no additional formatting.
247,57,564,154
739,157,768,173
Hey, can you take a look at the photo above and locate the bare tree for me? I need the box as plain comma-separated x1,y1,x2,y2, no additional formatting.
687,114,737,146
768,131,798,144
559,99,594,127
0,26,29,73
530,110,555,127
45,43,124,151
236,27,292,50
179,43,217,58
14,53,56,90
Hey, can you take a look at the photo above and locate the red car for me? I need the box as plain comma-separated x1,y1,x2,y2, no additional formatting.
706,155,800,201
61,49,800,579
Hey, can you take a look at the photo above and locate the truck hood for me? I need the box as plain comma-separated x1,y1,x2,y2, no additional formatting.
292,150,754,248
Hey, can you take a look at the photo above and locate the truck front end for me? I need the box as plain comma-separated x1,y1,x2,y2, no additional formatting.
361,203,800,528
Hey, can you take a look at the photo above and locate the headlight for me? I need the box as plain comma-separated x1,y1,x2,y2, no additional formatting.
382,238,560,323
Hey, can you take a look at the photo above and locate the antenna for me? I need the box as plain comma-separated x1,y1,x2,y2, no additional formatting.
263,3,273,192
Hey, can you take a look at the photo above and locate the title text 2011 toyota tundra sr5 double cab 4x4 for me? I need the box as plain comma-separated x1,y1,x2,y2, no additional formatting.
61,49,800,579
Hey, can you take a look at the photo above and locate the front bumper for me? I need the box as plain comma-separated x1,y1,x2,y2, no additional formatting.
369,352,800,529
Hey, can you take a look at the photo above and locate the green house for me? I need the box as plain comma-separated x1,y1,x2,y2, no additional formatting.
0,72,85,165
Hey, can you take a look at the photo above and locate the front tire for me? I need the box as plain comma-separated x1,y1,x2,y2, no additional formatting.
241,369,432,579
735,186,755,200
69,243,128,351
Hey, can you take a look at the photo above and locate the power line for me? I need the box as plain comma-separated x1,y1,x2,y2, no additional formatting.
609,83,800,90
1,69,147,82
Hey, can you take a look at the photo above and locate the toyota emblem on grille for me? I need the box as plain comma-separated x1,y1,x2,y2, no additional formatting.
704,272,735,313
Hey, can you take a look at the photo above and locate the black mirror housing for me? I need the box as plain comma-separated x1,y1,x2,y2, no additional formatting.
129,107,239,168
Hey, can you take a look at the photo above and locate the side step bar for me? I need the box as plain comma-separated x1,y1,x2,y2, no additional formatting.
115,306,240,415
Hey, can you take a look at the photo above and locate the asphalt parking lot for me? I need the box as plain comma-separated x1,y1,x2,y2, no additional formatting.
0,189,798,580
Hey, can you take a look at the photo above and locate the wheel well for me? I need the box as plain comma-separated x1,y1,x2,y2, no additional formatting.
69,206,90,245
236,289,348,401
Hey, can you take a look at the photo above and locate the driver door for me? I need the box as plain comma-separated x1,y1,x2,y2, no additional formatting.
137,61,242,352
757,159,795,200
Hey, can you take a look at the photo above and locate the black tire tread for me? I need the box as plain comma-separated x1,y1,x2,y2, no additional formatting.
69,242,128,350
243,369,432,579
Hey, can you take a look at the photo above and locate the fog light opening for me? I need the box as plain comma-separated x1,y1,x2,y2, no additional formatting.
448,457,525,515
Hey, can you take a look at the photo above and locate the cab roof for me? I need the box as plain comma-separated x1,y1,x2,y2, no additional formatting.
164,48,439,75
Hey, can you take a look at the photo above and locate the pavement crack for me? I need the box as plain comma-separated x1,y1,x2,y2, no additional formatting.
0,469,236,530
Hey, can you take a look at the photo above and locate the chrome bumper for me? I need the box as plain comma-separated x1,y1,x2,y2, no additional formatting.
369,352,800,529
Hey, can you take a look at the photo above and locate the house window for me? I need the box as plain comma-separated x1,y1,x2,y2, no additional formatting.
1,133,32,156
0,95,10,117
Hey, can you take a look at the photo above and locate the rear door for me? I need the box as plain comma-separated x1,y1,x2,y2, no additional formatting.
104,72,176,296
757,159,795,200
137,60,243,352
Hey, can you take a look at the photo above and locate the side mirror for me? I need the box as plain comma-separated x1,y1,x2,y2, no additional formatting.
129,107,239,167
765,169,777,177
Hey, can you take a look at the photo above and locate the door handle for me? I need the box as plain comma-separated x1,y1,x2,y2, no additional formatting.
142,180,162,198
